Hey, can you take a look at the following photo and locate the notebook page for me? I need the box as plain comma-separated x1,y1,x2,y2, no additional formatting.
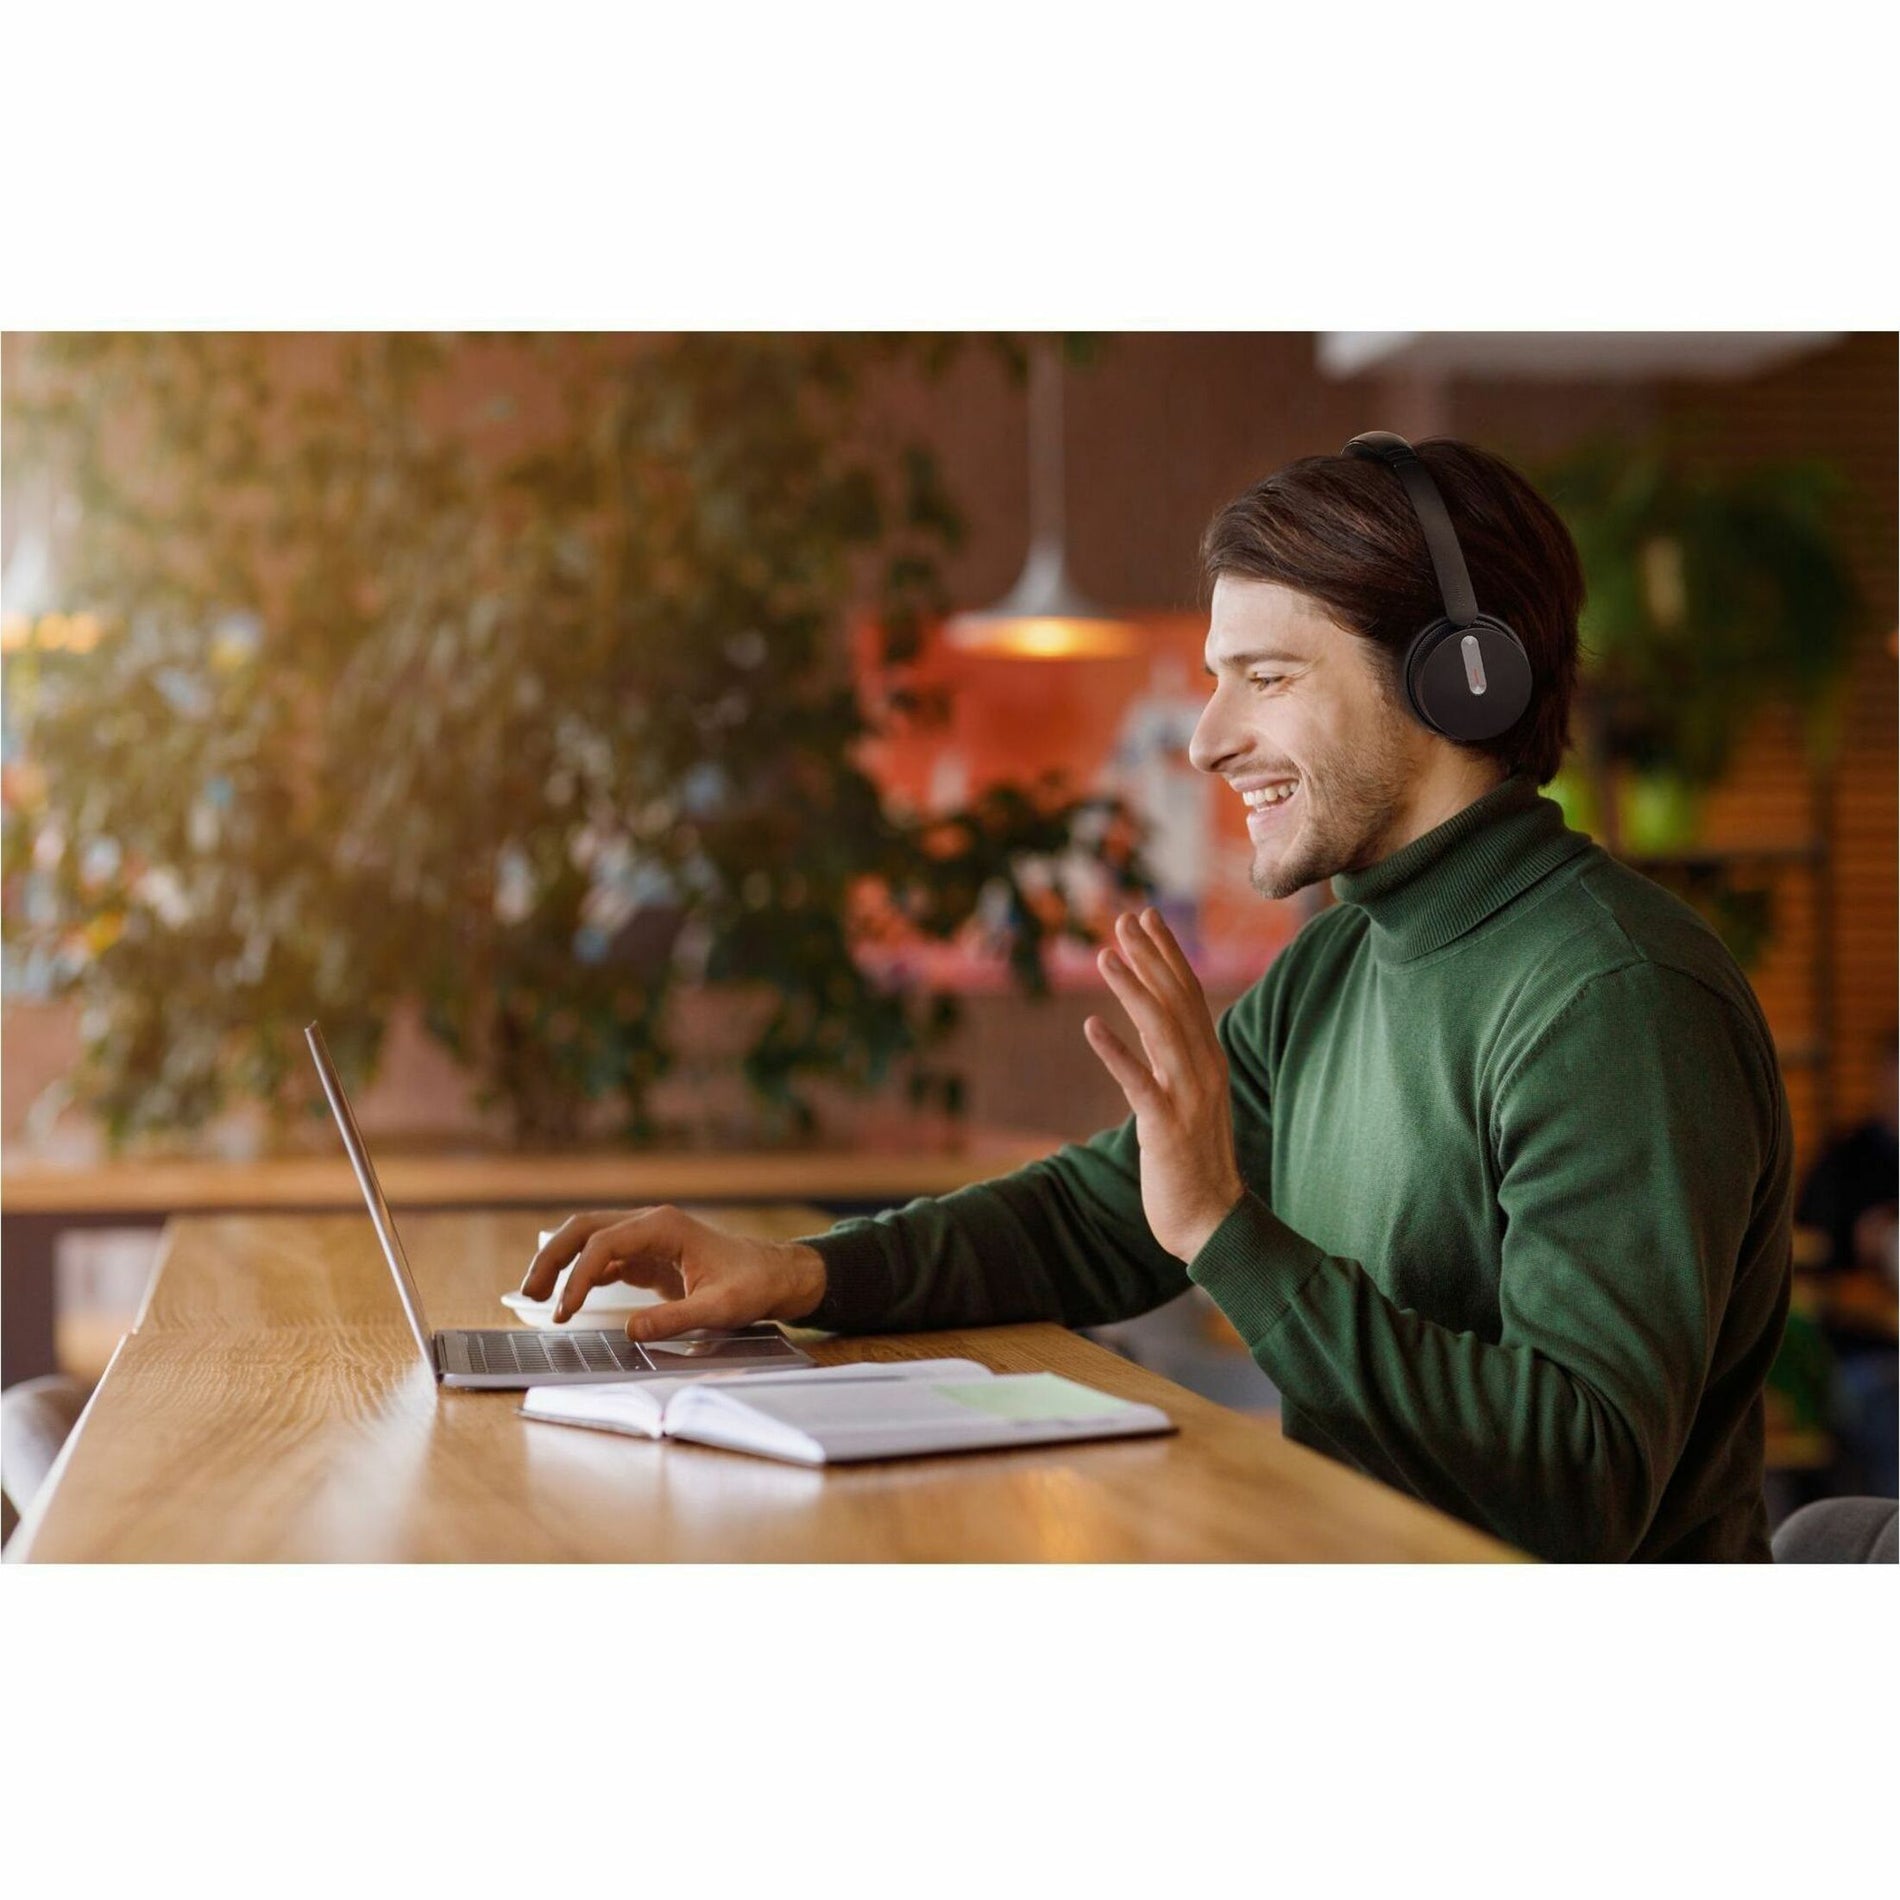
519,1358,991,1440
667,1372,1170,1465
684,1357,991,1393
519,1382,671,1437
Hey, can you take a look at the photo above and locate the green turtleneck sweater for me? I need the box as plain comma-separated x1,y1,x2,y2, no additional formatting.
805,775,1794,1562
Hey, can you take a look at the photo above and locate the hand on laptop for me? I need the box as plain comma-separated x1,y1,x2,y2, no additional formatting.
520,1209,828,1341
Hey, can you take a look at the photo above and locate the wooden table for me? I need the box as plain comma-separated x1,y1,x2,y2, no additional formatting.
9,1207,1519,1562
1793,1268,1900,1342
0,1135,1056,1384
1789,1225,1899,1340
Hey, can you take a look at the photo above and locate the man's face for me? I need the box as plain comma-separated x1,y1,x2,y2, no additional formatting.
1189,575,1427,900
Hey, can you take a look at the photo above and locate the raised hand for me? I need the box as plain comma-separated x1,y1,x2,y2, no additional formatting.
1083,908,1246,1262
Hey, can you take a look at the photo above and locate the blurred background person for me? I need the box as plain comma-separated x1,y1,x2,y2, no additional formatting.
1795,1029,1899,1495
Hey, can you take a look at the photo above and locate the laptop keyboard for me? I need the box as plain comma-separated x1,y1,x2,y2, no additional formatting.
461,1330,651,1377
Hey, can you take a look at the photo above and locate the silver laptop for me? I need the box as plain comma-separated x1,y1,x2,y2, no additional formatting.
305,1022,814,1389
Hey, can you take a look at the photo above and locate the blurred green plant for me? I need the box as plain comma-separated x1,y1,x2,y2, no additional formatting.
2,333,1142,1148
1543,432,1862,853
1537,431,1864,970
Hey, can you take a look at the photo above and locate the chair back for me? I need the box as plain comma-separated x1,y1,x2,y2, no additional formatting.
1,1375,89,1551
1772,1496,1899,1562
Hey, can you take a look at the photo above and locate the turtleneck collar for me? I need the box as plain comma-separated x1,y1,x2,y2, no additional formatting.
1330,772,1593,963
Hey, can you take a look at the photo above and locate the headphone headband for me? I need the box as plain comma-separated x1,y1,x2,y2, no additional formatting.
1342,432,1479,628
1339,430,1534,745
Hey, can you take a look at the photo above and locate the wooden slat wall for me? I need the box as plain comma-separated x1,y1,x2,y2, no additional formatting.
1671,334,1898,1174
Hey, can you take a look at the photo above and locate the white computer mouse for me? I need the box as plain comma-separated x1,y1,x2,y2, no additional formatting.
502,1242,664,1328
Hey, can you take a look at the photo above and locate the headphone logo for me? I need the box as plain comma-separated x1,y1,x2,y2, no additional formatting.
1460,635,1488,696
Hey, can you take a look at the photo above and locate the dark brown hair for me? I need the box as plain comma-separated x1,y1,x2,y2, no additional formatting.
1199,437,1584,784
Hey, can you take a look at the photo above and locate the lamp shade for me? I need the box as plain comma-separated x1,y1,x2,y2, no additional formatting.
944,543,1140,659
943,339,1138,660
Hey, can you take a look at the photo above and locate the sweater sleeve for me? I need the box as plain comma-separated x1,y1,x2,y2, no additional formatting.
1186,961,1787,1562
800,980,1278,1335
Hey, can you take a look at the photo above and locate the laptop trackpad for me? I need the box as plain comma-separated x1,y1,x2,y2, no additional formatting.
642,1329,807,1365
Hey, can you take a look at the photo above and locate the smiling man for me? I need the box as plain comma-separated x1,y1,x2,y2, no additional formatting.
523,436,1795,1563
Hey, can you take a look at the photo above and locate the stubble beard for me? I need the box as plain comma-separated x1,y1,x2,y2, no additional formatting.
1247,735,1415,901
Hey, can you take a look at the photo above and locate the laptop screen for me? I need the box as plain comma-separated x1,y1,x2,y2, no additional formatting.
305,1022,437,1368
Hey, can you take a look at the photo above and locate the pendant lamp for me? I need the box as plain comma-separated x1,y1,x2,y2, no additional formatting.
944,339,1139,659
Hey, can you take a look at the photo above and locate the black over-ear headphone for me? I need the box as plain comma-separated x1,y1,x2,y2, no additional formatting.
1341,432,1533,744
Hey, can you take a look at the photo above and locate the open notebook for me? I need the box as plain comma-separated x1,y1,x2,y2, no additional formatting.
518,1358,1174,1466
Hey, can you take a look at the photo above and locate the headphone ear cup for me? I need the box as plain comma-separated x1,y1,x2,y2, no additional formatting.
1405,616,1534,743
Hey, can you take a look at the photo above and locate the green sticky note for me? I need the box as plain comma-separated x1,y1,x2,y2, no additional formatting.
930,1374,1136,1422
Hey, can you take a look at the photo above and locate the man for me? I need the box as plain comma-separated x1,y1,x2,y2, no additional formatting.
1796,1033,1898,1291
522,436,1794,1563
1794,1031,1898,1496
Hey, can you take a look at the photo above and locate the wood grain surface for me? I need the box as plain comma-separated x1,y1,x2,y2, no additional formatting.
12,1209,1521,1564
130,1205,835,1335
1,1138,1056,1215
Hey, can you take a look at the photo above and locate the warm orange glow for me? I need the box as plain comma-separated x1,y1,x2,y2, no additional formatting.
942,614,1142,660
1,611,105,654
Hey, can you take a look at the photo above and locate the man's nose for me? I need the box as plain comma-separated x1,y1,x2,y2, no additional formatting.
1188,689,1236,776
